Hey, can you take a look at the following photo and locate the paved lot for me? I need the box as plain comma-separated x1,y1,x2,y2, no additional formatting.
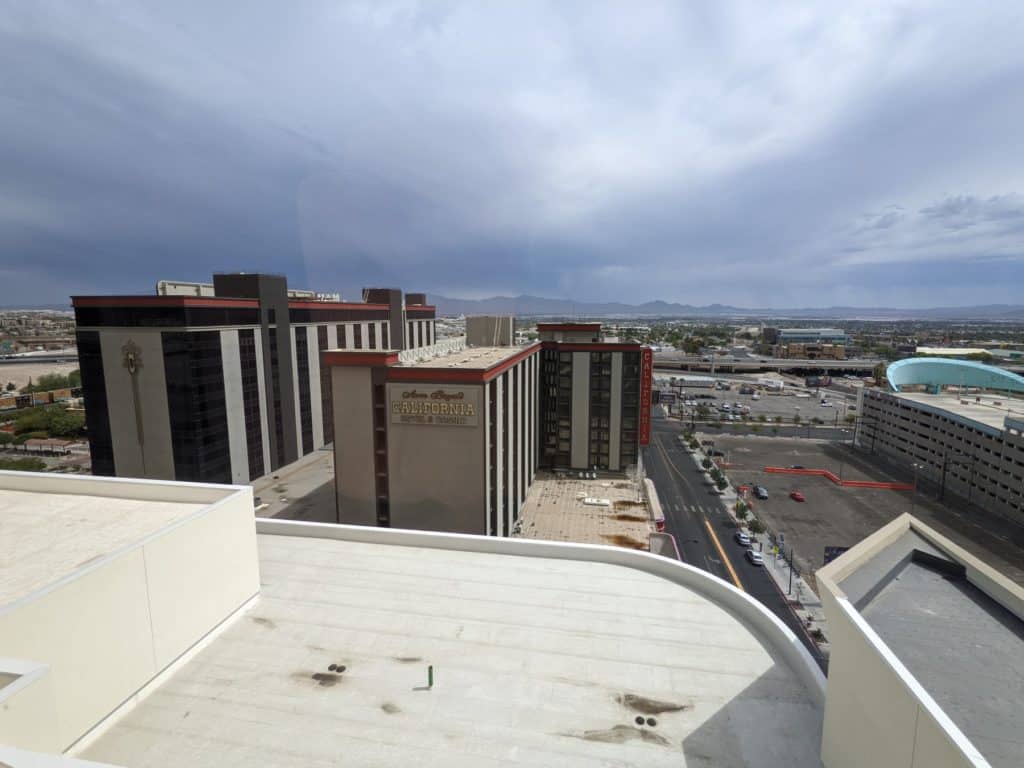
707,435,1024,588
252,448,337,523
517,471,652,548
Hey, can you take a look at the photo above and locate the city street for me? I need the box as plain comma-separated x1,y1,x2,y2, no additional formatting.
644,409,828,671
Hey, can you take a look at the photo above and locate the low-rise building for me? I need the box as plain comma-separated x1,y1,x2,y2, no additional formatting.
763,328,849,360
857,358,1024,526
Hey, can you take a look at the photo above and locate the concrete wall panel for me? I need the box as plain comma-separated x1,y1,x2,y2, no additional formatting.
387,383,487,534
99,330,175,480
332,367,377,526
571,352,590,468
144,493,259,668
219,330,249,484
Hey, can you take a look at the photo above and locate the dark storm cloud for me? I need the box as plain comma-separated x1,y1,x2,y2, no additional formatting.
1,1,1024,307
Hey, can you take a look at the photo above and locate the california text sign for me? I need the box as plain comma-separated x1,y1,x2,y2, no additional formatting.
639,348,653,445
390,386,479,427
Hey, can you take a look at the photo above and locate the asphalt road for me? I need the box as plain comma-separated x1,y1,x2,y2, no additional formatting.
645,410,829,672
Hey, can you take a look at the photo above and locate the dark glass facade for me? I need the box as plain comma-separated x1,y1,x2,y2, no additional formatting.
488,378,499,535
317,325,333,444
268,328,285,469
539,349,572,467
75,305,259,328
589,352,612,468
620,351,640,468
76,330,115,476
239,329,265,480
162,331,231,483
295,328,313,454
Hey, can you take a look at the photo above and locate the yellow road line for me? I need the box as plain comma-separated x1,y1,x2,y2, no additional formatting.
704,519,744,591
651,434,744,591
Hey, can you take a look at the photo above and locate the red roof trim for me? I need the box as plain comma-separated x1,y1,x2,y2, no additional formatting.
540,341,644,352
71,296,260,308
322,351,400,367
536,323,602,331
289,301,390,311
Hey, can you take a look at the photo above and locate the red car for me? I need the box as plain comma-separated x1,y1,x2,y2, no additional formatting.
790,490,806,502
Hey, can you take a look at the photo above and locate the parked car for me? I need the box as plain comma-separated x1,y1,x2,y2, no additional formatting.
753,485,769,500
789,464,805,470
733,531,751,547
745,549,765,566
790,490,806,502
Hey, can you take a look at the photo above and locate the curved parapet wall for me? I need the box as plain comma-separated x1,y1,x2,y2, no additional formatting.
887,357,1024,393
255,518,827,707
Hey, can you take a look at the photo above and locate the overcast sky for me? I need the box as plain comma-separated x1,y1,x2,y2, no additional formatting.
2,1,1024,308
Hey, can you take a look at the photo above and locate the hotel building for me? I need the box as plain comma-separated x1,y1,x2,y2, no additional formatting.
326,321,652,535
72,274,435,484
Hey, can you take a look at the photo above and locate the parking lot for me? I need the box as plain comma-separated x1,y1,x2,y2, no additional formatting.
656,373,856,428
704,434,1024,588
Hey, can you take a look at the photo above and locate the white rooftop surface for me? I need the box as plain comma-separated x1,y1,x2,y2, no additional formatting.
79,533,823,768
0,488,204,607
401,344,531,370
893,390,1024,431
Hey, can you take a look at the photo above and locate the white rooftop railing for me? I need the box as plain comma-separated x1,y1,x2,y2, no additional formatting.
398,336,466,365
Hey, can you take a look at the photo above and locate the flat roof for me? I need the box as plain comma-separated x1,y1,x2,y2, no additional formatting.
401,344,528,370
517,472,652,548
0,487,204,608
841,530,1024,768
79,532,824,768
888,390,1024,432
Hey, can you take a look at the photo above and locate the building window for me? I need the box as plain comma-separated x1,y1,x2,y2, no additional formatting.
354,324,363,350
369,323,377,350
239,329,265,479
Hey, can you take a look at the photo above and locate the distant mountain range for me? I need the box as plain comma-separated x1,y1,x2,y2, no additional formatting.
428,295,1024,321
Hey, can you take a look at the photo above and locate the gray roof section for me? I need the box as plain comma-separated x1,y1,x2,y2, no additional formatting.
842,532,1024,768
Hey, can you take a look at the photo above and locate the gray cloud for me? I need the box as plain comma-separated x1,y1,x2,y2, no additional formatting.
1,1,1024,307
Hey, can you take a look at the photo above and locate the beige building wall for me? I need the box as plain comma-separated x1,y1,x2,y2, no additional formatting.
387,383,487,534
570,352,590,468
332,367,378,526
99,329,175,480
220,329,249,484
609,353,623,471
0,485,257,753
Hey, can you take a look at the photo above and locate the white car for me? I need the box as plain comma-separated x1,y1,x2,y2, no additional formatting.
745,550,765,566
820,400,833,407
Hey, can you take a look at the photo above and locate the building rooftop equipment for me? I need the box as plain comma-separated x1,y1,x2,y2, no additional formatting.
0,470,825,768
401,344,535,370
818,514,1024,768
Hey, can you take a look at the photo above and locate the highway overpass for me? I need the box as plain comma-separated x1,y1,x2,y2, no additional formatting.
654,353,1024,376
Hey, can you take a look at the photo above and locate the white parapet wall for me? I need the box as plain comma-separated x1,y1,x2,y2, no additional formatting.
816,514,1014,768
0,472,260,755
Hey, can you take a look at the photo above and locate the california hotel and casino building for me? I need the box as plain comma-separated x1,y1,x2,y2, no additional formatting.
328,321,652,536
